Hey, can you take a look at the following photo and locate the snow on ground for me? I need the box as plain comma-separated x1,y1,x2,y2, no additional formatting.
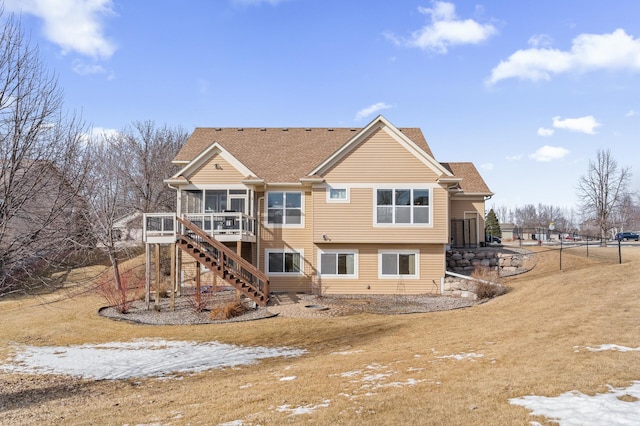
0,339,306,380
436,352,484,360
511,343,640,425
510,382,640,426
276,399,331,416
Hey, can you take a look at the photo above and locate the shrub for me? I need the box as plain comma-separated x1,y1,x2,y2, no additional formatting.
471,266,506,300
96,267,144,313
474,281,506,299
210,299,247,320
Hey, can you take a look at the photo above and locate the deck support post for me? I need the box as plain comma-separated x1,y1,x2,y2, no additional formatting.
170,243,176,311
145,243,150,309
195,262,201,308
155,243,160,310
176,247,182,297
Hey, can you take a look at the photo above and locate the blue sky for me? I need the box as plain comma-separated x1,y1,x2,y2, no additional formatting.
6,0,640,214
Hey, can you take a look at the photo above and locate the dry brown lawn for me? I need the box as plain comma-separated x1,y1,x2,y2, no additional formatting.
1,246,639,425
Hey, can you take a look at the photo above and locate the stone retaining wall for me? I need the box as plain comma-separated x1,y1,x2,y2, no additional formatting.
443,247,534,299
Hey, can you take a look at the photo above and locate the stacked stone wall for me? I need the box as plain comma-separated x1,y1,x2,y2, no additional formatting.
443,248,534,299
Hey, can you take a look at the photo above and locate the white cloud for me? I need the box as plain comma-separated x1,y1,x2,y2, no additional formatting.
82,127,119,144
385,1,497,54
479,163,494,171
505,154,523,161
528,34,553,48
552,115,601,134
72,60,113,78
355,102,393,121
529,145,570,162
537,127,555,137
5,0,116,59
488,29,640,84
625,109,638,117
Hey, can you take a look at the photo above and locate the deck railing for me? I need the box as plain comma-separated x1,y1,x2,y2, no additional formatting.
143,213,177,243
143,212,256,243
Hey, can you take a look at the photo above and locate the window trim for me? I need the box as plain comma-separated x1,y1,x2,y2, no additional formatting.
317,249,358,278
373,185,432,227
326,186,350,203
265,191,304,228
378,249,420,279
265,248,305,276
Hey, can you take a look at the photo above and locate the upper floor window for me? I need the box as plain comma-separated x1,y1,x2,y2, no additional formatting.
376,188,430,224
267,191,302,225
327,187,349,203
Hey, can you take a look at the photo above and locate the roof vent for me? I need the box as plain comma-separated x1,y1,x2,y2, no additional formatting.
305,128,311,131
328,128,334,131
237,128,244,131
282,128,288,131
260,128,266,131
215,128,221,131
350,129,357,131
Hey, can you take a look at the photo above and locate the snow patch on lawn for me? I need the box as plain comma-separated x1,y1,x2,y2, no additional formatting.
586,344,640,352
510,381,640,426
276,399,331,415
0,339,307,380
436,352,484,360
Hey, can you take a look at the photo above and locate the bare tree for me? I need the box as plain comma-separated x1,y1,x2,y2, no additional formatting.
577,149,632,246
82,134,131,290
0,9,91,295
81,122,186,289
118,121,187,213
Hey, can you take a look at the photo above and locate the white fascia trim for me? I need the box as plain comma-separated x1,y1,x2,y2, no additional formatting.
168,142,256,182
317,248,359,279
180,183,249,190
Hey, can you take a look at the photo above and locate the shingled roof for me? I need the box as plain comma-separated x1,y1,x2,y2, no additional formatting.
173,127,433,183
440,162,493,195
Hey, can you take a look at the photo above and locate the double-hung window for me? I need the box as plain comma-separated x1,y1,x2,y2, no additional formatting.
319,250,357,277
267,191,302,225
376,188,430,224
379,251,419,278
266,249,303,275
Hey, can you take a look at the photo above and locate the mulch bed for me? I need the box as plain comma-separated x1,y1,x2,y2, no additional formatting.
98,289,477,325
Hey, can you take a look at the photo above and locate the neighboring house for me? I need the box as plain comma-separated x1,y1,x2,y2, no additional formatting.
143,115,493,305
0,160,90,288
113,212,143,241
500,223,518,241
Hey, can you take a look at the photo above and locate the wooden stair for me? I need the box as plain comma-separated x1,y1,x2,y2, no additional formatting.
175,217,270,306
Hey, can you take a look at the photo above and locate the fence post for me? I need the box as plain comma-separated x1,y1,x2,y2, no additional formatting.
559,235,563,271
618,239,622,264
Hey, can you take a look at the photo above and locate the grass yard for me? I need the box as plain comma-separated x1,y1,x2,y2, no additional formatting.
1,246,639,425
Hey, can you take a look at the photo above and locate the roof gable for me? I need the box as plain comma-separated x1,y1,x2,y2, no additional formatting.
169,142,255,183
440,162,493,195
171,116,440,183
309,115,452,179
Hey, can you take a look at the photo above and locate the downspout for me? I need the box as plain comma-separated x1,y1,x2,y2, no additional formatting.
257,196,264,271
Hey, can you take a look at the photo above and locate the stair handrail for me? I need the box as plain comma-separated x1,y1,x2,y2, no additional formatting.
176,216,270,291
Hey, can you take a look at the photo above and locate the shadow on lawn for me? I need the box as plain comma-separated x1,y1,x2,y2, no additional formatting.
0,374,98,413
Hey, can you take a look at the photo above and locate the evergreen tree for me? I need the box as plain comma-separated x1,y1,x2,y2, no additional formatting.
485,209,502,238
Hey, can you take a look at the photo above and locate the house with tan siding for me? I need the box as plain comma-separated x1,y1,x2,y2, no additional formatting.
143,115,493,305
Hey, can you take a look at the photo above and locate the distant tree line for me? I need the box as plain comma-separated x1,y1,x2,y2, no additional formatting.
491,151,638,246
